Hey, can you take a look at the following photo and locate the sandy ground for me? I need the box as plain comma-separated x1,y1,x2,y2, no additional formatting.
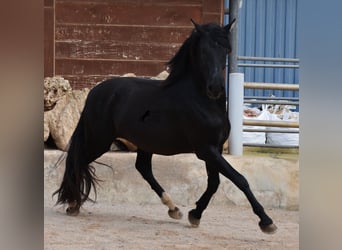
44,150,299,249
44,201,298,249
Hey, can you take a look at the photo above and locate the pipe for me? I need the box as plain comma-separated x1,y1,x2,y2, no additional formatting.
244,128,299,133
238,56,299,63
228,73,244,155
244,82,299,91
244,100,299,105
243,119,299,128
238,63,299,68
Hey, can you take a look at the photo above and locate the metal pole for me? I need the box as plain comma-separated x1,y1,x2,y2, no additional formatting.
227,0,242,155
238,56,300,63
229,73,244,155
244,82,300,90
228,0,239,74
238,63,299,68
243,119,299,128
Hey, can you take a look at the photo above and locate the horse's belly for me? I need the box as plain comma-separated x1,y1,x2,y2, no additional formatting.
121,127,192,155
139,138,193,155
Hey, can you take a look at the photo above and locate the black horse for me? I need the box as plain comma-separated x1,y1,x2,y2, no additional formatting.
54,19,277,234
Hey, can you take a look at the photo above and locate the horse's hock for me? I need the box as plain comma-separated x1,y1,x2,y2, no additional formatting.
45,151,298,210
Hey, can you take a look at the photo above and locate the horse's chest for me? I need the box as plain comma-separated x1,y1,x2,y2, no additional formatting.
191,103,225,127
186,105,228,140
199,114,226,135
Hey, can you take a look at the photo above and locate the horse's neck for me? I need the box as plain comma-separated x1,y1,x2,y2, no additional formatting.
188,74,228,113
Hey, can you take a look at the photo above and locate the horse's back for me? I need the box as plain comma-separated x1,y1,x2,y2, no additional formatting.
84,77,159,114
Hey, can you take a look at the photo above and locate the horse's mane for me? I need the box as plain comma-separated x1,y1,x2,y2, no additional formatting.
163,23,229,86
164,30,199,85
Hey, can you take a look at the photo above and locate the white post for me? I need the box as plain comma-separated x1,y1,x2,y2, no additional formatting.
228,73,244,155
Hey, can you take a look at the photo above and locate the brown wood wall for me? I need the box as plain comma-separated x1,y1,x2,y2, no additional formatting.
44,0,224,89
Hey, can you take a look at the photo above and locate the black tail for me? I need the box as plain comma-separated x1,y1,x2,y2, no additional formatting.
53,117,99,207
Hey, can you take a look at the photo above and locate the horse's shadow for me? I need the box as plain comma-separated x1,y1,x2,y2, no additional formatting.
53,205,186,227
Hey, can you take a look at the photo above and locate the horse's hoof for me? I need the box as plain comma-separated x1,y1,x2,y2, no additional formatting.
259,223,277,234
168,207,183,220
66,206,80,216
188,210,200,227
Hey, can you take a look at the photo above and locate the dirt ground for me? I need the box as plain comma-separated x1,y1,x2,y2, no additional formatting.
44,201,298,249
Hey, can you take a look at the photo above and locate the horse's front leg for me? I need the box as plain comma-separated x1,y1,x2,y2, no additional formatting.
135,149,183,219
188,164,220,227
195,146,277,234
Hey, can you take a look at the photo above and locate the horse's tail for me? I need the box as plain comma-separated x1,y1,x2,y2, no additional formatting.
53,116,99,208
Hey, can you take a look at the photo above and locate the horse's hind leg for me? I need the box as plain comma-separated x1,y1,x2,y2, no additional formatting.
188,164,219,227
135,149,183,219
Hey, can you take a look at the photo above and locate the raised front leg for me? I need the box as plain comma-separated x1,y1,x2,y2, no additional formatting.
188,164,220,227
195,146,277,234
135,149,182,219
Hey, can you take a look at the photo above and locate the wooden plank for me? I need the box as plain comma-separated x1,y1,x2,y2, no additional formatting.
59,0,202,5
52,0,226,89
62,73,170,90
55,40,180,61
202,13,222,24
55,58,167,76
55,2,202,26
140,0,202,5
62,75,114,89
202,0,224,24
55,25,192,43
44,0,54,7
44,6,54,77
202,0,223,14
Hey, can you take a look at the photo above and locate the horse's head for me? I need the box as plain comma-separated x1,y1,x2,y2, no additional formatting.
191,19,236,100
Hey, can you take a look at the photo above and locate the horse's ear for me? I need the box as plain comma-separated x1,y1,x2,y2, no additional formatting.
224,18,236,33
190,19,204,34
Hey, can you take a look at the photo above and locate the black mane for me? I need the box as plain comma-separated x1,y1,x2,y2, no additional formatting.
164,23,229,86
164,30,199,85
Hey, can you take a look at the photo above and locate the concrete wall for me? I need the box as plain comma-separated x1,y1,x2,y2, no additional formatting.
44,150,298,210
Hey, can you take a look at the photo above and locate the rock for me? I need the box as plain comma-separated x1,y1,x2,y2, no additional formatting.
151,70,169,80
44,76,72,111
44,71,169,151
44,89,89,150
121,73,136,77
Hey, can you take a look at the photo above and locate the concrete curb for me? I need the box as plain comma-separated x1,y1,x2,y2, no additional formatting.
44,150,298,210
